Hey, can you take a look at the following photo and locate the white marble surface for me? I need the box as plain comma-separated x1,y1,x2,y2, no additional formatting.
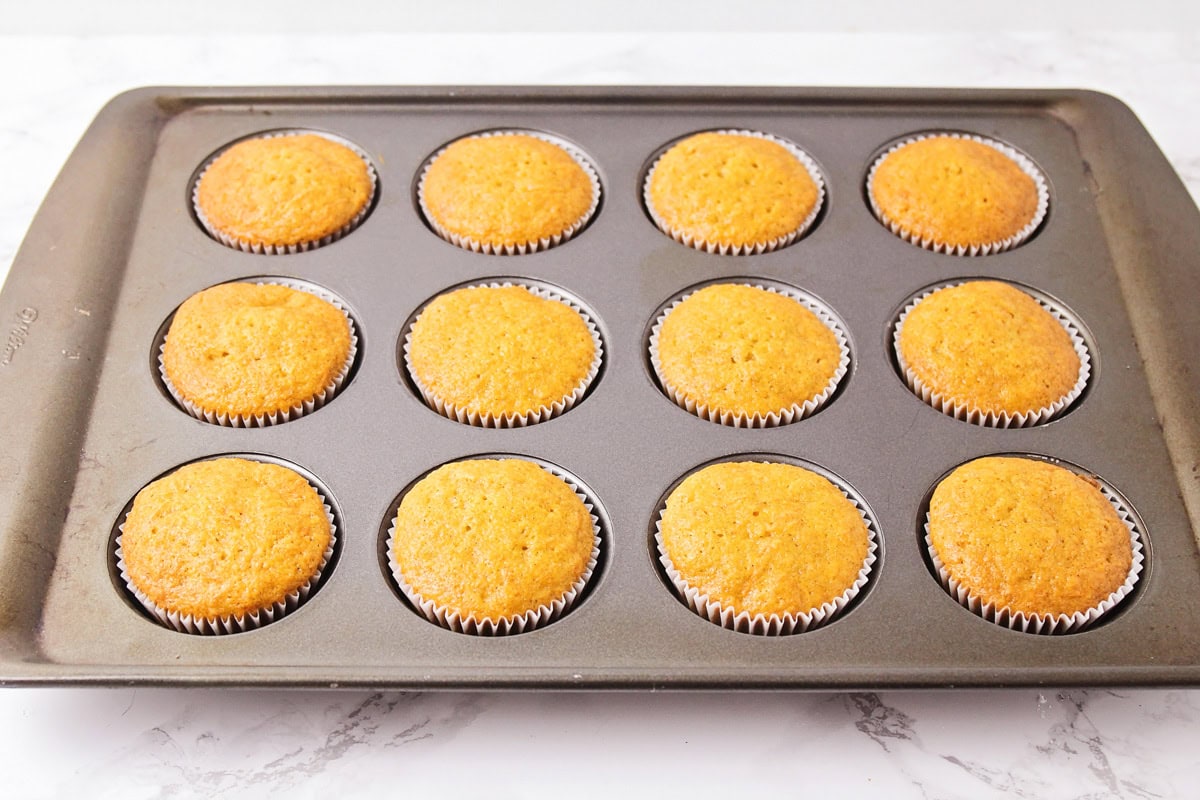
2,687,1197,798
1,30,1199,797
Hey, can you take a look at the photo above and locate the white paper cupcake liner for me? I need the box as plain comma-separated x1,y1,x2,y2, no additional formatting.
643,129,826,255
386,459,603,636
115,465,337,636
866,131,1049,256
417,129,602,255
403,281,603,428
649,282,850,428
925,467,1144,635
193,129,378,255
655,462,879,635
893,281,1091,428
160,278,359,428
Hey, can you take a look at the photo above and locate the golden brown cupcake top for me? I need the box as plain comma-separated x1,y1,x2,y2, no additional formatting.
869,136,1039,248
929,457,1132,616
196,133,373,249
420,134,596,249
121,458,332,620
654,284,841,419
896,281,1081,416
391,459,595,621
406,285,596,419
660,461,870,617
162,282,353,419
646,131,820,249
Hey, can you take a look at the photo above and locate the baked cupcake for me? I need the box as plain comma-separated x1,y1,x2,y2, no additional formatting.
387,458,601,635
650,282,848,427
644,130,824,254
194,131,376,253
656,460,876,635
418,131,601,255
116,457,335,635
161,281,357,427
867,133,1048,255
894,280,1088,427
926,456,1142,634
404,282,602,427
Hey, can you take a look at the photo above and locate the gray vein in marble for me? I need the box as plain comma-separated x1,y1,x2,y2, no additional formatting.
1034,691,1167,800
848,692,919,752
59,692,484,798
828,690,1197,800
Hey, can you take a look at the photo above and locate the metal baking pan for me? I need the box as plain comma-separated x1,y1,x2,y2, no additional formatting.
2,86,1198,689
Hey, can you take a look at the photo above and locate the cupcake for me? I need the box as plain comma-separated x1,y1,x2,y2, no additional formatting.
404,282,601,427
194,131,376,254
926,456,1143,634
894,280,1088,427
418,131,601,254
650,282,848,427
161,281,357,427
116,457,336,635
867,133,1048,255
644,130,824,254
656,460,877,635
387,458,601,635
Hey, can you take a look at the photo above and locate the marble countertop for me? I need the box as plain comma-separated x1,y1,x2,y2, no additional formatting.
1,30,1198,798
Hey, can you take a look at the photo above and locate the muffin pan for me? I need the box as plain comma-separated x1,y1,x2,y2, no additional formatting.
1,86,1199,688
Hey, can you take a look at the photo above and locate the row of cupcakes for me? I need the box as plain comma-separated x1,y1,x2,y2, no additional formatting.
156,277,1091,430
115,452,1143,639
192,128,1049,257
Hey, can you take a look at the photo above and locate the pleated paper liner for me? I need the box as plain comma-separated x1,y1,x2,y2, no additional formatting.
924,458,1145,635
892,279,1091,428
417,129,602,255
114,455,338,636
643,128,826,255
192,128,378,254
402,279,603,428
648,280,850,428
158,277,359,428
385,457,603,636
654,457,879,635
866,131,1049,256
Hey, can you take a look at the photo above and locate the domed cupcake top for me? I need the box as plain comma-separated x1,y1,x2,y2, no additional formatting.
419,132,600,254
658,461,873,621
868,134,1046,254
120,457,333,623
195,132,375,252
895,280,1084,422
652,283,846,426
161,282,355,424
928,456,1136,618
645,130,824,254
404,283,600,426
389,459,598,625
